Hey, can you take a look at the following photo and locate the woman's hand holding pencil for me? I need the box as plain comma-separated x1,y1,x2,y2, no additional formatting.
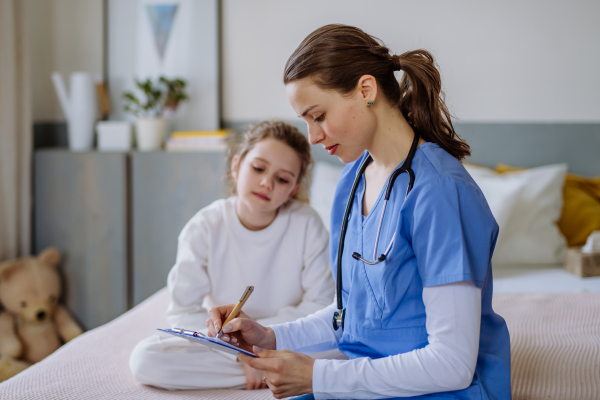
206,305,277,352
206,305,314,398
215,285,254,338
206,286,314,398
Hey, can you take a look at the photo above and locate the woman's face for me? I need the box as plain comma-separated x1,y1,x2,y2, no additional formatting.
286,77,376,164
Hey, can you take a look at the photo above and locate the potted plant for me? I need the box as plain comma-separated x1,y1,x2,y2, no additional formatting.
123,77,189,151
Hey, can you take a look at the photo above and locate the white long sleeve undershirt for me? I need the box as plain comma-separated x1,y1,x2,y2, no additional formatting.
271,281,481,399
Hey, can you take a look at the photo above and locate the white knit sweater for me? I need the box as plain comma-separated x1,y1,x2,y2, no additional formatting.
165,197,335,331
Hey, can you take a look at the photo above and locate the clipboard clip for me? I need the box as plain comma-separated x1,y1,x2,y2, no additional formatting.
174,327,206,337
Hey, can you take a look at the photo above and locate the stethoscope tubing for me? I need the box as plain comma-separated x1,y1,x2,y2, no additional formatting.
334,130,421,330
335,155,372,311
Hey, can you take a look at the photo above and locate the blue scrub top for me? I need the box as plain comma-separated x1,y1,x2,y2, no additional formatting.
329,143,511,400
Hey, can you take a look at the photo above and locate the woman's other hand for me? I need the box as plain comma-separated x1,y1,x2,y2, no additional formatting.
239,347,315,399
242,362,269,390
206,304,276,351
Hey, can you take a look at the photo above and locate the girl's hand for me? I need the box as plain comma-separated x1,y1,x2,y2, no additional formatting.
239,347,315,399
205,304,276,351
242,361,268,390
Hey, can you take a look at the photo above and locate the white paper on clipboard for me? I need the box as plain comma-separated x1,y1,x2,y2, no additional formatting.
157,328,258,358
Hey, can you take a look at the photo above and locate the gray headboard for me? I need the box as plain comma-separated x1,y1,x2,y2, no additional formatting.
225,122,600,177
455,123,600,177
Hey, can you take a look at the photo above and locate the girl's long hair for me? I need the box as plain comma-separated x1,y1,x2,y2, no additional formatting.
283,24,470,161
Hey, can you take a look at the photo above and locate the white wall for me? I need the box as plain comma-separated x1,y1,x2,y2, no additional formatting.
222,0,600,123
107,0,220,131
26,0,103,122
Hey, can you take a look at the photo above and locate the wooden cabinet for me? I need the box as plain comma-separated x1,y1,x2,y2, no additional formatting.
131,152,227,305
34,150,128,330
34,150,227,330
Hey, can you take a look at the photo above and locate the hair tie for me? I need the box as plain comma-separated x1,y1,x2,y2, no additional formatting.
392,55,402,71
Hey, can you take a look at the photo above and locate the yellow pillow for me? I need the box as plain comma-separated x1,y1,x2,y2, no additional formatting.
496,164,600,247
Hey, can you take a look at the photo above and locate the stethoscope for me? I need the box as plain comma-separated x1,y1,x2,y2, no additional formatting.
332,130,421,331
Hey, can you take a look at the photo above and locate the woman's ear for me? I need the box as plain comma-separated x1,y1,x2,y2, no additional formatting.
357,75,378,104
231,155,240,180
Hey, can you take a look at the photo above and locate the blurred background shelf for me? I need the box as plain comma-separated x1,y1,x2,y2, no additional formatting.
33,149,227,330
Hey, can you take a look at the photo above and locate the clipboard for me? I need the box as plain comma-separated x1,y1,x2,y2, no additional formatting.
158,328,258,358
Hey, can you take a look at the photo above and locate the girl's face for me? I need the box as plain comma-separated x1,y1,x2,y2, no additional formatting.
232,138,302,217
286,77,377,163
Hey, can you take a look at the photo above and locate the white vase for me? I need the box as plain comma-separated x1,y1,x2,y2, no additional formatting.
52,72,98,151
135,117,166,151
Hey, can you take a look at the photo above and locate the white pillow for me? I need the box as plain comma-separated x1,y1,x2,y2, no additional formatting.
463,163,567,264
310,161,567,264
309,161,344,232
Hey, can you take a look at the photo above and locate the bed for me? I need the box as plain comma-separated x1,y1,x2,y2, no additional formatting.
2,123,599,399
1,282,599,399
0,288,276,400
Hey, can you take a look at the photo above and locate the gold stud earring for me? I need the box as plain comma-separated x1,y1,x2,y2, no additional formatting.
367,101,374,106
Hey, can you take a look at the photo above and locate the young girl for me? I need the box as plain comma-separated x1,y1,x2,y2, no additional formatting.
129,120,335,390
206,25,511,400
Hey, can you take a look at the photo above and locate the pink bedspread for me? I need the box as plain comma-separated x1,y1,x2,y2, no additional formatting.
0,289,598,399
0,288,275,400
492,293,600,400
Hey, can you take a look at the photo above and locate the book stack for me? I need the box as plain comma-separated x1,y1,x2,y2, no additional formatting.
166,130,229,151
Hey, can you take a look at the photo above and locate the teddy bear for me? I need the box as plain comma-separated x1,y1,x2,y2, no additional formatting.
0,247,83,382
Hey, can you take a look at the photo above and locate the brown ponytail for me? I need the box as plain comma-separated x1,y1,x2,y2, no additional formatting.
283,24,470,161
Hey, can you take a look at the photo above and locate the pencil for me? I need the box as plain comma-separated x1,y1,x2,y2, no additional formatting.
216,285,254,338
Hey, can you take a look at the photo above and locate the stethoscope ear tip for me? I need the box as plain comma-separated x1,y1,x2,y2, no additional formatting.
351,252,360,260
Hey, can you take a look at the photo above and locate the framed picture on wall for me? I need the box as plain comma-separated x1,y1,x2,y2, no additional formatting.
107,0,219,131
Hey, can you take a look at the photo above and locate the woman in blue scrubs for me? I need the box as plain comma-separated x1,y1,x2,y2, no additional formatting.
207,24,511,400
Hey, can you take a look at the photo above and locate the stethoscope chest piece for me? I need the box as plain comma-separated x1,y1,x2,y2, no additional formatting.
333,308,345,331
